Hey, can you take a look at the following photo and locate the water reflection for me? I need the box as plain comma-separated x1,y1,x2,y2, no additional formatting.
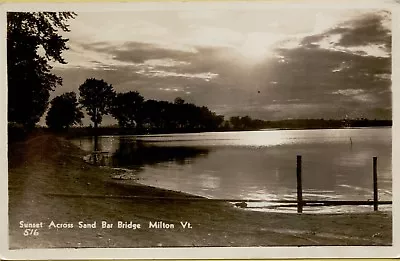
72,128,392,213
80,136,209,173
112,139,209,169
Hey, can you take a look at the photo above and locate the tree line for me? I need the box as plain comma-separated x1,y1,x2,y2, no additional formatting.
45,77,226,133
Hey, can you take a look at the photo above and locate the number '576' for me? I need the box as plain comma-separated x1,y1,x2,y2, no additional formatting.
23,229,39,236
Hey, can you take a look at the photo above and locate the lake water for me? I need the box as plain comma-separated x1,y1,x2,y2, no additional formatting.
72,128,392,213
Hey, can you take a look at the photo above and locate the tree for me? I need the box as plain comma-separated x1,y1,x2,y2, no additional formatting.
7,12,76,129
230,116,242,129
174,97,185,105
46,92,83,131
79,78,115,129
173,97,186,128
111,91,144,128
140,100,163,130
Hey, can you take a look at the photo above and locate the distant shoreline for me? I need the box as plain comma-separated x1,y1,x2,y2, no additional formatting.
261,125,392,131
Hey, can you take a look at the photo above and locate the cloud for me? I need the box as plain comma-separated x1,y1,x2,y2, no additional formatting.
332,89,365,96
78,41,198,64
58,41,221,82
136,68,218,81
300,11,391,57
144,59,191,67
331,89,377,103
48,8,392,126
330,11,391,48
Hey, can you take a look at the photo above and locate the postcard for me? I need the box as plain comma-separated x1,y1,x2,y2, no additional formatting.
1,0,399,259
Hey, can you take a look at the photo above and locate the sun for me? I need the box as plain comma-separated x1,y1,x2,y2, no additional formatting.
237,33,282,63
238,42,272,63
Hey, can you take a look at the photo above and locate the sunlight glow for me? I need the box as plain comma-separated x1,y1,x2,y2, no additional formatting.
237,32,285,62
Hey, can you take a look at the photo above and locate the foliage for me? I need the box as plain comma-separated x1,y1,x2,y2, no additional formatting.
229,116,265,130
111,91,144,128
7,12,76,129
134,97,224,132
46,92,83,131
78,78,115,129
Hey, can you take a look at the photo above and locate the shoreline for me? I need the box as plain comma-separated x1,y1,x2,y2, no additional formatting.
8,134,392,248
98,167,393,215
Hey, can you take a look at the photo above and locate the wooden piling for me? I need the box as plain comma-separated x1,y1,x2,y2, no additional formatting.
297,155,303,213
373,156,378,211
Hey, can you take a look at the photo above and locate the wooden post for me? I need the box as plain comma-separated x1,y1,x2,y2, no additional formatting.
297,155,303,213
373,156,378,211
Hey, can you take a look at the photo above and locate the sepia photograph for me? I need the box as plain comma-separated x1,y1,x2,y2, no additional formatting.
2,0,398,259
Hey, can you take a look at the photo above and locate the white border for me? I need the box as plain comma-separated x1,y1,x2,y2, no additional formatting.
1,1,399,259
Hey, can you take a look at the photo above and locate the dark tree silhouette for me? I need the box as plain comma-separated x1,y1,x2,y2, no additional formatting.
7,12,76,129
229,116,242,129
174,97,185,105
79,78,115,129
140,100,163,130
129,96,225,133
46,92,83,131
111,91,144,129
228,115,265,130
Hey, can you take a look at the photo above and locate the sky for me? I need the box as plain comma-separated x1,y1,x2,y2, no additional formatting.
49,6,392,126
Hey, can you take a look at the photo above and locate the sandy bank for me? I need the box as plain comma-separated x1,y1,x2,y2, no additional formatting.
8,134,392,249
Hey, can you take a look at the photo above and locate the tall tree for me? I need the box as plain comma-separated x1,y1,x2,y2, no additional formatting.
79,78,115,129
7,12,76,129
46,92,83,131
111,91,144,129
141,100,163,130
